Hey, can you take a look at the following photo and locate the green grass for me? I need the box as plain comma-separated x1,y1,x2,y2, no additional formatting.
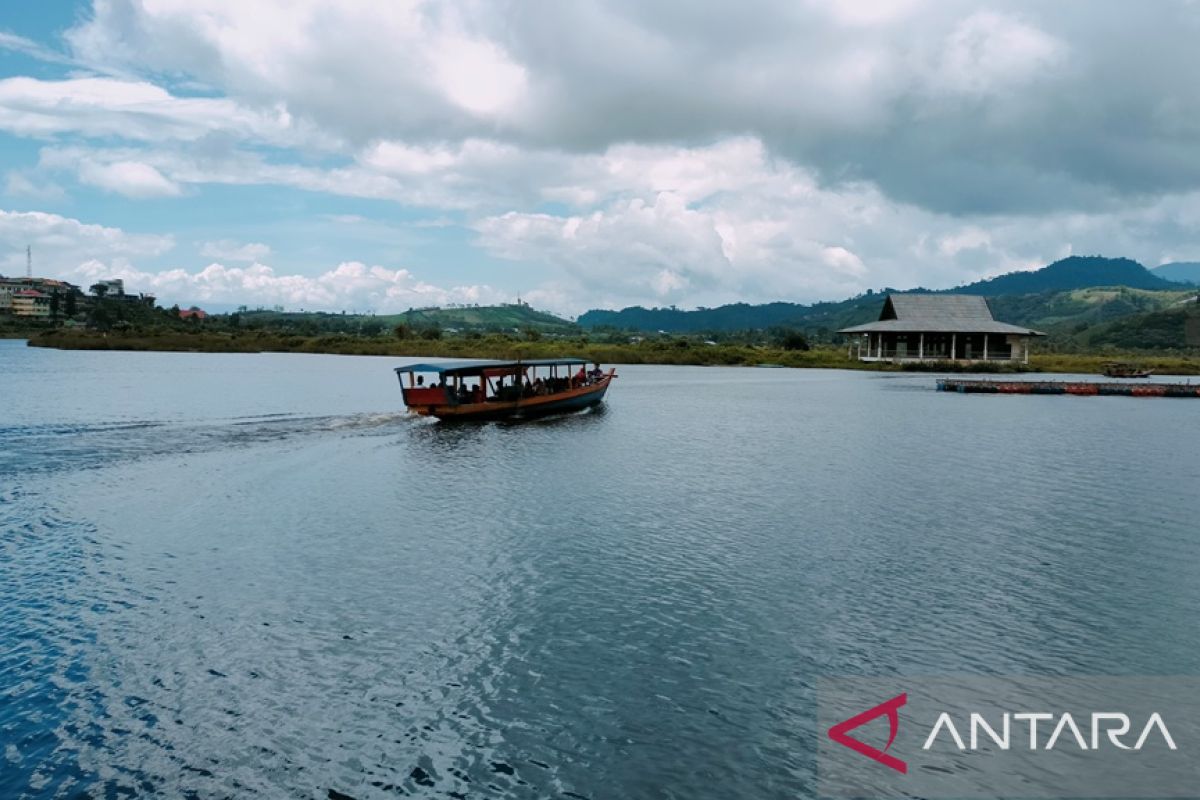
1026,352,1200,375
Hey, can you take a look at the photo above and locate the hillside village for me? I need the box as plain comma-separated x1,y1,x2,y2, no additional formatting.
0,274,206,325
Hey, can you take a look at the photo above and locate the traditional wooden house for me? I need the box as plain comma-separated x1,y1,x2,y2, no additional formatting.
839,294,1043,364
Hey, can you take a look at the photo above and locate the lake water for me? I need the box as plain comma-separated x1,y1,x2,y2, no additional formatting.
2,338,1199,799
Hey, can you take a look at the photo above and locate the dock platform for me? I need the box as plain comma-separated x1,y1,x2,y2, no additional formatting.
937,378,1200,397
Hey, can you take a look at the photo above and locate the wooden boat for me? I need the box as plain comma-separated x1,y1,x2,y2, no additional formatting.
395,358,616,421
1102,362,1153,379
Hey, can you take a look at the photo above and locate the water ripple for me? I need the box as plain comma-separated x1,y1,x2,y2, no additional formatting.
2,347,1199,798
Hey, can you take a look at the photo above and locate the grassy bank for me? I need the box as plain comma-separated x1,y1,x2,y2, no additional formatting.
1026,352,1200,376
27,328,867,367
25,328,1200,374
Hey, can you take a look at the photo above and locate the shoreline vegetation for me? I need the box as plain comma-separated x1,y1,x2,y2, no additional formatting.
23,328,1200,375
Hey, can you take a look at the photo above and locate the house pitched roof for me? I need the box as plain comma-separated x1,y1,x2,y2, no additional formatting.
838,293,1044,335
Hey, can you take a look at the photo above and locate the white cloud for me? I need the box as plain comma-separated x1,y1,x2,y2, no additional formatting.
0,207,494,311
0,2,1197,312
5,171,67,201
475,188,879,310
813,0,926,27
931,12,1065,98
66,2,529,143
0,209,174,278
475,136,1200,310
77,159,181,198
200,240,272,262
65,258,504,313
0,31,76,67
0,76,333,148
429,34,528,116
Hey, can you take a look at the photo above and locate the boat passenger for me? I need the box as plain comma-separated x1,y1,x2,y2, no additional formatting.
416,375,424,386
574,366,586,386
589,364,603,381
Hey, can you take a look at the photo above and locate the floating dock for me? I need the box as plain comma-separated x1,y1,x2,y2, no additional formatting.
937,378,1200,398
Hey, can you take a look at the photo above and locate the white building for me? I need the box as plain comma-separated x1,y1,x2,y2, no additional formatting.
11,289,50,317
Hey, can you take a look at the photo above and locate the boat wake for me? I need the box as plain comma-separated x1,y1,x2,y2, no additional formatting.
0,411,415,477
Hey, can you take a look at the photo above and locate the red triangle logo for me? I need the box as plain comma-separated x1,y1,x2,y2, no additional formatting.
827,692,907,774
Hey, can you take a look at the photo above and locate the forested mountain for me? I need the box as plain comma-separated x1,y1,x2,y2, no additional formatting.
952,256,1178,295
577,299,873,333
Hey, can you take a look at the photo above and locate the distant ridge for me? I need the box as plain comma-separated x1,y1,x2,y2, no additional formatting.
1152,262,1200,285
578,255,1184,333
950,256,1178,295
239,303,578,333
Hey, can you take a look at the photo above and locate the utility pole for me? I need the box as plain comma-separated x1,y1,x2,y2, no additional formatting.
26,245,32,279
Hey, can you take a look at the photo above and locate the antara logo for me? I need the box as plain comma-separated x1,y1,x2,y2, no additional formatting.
827,693,908,774
922,712,1177,752
828,693,1178,774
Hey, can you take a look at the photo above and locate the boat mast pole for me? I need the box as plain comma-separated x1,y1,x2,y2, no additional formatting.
514,356,522,413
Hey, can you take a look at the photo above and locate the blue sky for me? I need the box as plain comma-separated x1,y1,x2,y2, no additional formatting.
2,2,1199,315
0,2,529,313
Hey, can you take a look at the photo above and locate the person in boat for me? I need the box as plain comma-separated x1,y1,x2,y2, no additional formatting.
589,364,604,382
574,366,586,386
533,376,545,395
416,375,424,386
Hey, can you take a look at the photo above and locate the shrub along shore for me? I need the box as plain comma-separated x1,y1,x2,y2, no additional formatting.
23,328,1200,375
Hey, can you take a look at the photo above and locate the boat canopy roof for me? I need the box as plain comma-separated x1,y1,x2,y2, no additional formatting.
394,357,590,376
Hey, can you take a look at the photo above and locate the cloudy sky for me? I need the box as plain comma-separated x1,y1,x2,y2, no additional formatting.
1,1,1198,315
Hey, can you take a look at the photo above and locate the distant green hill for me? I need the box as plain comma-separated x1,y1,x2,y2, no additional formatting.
579,295,902,336
1063,299,1200,350
1152,262,1200,285
951,256,1178,295
380,304,577,333
578,256,1183,336
987,287,1194,332
239,303,578,334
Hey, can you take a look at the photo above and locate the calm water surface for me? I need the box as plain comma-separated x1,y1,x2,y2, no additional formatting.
2,339,1199,799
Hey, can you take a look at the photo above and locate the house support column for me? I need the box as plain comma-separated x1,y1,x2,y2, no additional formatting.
1024,339,1029,365
983,334,988,361
918,332,924,360
951,333,957,361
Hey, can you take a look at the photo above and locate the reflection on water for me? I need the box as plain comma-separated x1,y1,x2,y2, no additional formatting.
2,340,1200,799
